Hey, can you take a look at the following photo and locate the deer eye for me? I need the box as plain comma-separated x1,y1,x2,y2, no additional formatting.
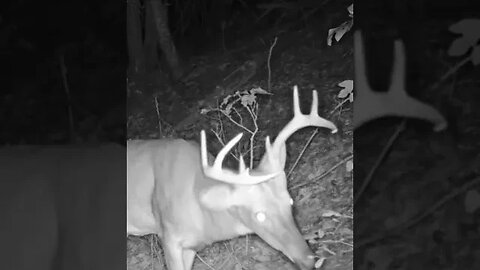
289,198,294,205
255,212,266,222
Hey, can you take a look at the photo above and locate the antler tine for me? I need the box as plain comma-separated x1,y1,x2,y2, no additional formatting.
352,30,447,131
264,136,276,163
200,130,278,185
270,86,338,154
200,130,209,169
389,39,407,98
307,90,338,132
311,89,319,116
212,132,243,171
293,85,302,116
354,31,370,93
238,155,248,173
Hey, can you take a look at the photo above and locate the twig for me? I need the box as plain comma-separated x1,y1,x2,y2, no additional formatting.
290,155,353,190
403,177,480,230
232,107,244,126
211,128,240,161
154,96,162,136
318,240,353,248
224,241,246,269
356,176,480,248
287,99,347,185
313,155,353,182
330,98,351,114
321,246,336,255
216,109,254,135
267,37,278,92
58,52,75,141
210,94,261,169
287,128,319,178
221,242,239,269
148,234,164,268
354,119,406,204
432,55,472,89
216,107,226,142
245,105,259,168
195,254,215,270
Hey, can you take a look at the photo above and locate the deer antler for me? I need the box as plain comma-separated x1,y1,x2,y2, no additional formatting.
200,130,278,185
353,30,447,131
268,86,338,158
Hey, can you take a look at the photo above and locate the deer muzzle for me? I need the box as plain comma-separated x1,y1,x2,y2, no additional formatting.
286,241,315,270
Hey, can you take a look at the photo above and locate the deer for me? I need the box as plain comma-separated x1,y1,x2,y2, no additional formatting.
127,86,338,270
0,144,126,270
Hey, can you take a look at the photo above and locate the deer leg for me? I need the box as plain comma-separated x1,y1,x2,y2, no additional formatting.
182,249,196,270
162,237,185,270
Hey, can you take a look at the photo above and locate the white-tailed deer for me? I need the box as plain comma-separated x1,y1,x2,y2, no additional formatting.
127,86,338,270
353,30,447,131
0,144,125,270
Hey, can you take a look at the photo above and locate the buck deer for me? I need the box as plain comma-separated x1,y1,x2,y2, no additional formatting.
127,86,338,270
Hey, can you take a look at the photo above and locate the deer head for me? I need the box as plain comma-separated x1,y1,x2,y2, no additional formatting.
199,86,337,269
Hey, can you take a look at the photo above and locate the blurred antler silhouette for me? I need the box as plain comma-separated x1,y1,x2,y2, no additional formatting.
353,30,447,131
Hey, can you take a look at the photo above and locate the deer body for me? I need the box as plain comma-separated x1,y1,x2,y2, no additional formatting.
128,139,253,247
0,144,125,270
127,87,338,270
127,138,314,270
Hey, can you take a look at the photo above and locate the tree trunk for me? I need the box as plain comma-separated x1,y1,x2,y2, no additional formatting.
127,0,145,74
144,1,159,71
148,0,183,80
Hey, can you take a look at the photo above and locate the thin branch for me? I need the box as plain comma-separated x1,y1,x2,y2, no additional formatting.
211,128,240,161
354,119,406,204
232,107,244,126
58,52,75,141
356,176,480,248
267,37,278,92
290,154,353,190
219,110,254,135
246,105,259,169
330,97,351,114
195,254,216,270
313,155,353,182
287,128,319,178
154,96,162,136
432,55,472,89
287,97,346,184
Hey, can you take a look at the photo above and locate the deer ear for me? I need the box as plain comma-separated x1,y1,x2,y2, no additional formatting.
199,186,234,210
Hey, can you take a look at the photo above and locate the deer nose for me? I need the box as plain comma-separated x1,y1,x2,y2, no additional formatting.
296,254,315,270
288,254,315,270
